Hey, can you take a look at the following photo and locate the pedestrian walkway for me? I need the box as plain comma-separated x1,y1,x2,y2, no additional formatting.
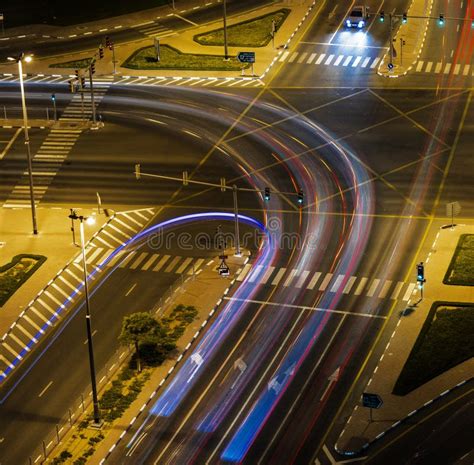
0,208,154,383
336,222,474,454
2,80,112,208
278,49,382,71
132,20,175,39
82,245,209,275
414,60,474,77
0,73,264,88
236,264,415,302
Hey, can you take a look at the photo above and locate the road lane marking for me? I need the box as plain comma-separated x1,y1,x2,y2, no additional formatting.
279,51,289,62
343,55,353,66
402,283,416,301
352,56,362,67
271,267,286,285
319,273,333,291
334,55,344,66
307,271,321,290
343,276,357,294
295,270,310,288
130,252,149,269
307,53,317,64
366,278,380,297
153,255,170,272
142,254,160,271
126,283,137,297
38,381,53,397
237,263,252,281
260,266,275,284
84,329,98,345
354,277,368,295
370,57,380,68
288,52,298,63
315,53,326,64
378,280,392,299
324,54,335,65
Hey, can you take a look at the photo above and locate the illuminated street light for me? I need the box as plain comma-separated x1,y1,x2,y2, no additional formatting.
7,53,38,235
68,210,102,427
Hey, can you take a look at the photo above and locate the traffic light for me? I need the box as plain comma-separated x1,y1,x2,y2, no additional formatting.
51,93,56,102
297,190,304,205
135,163,141,180
80,76,86,89
75,69,79,78
402,12,407,23
90,62,95,74
438,14,444,25
264,187,270,201
68,80,75,93
105,36,113,50
99,45,104,59
379,11,385,22
417,262,424,282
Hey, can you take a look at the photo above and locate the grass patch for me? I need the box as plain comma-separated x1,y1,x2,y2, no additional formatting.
194,8,290,47
49,58,93,69
393,302,474,395
122,45,248,71
0,254,46,307
443,234,474,286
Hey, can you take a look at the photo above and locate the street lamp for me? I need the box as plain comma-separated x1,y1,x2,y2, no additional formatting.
68,210,102,427
7,53,38,235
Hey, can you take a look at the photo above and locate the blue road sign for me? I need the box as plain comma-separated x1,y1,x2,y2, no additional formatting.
237,52,256,63
362,392,383,409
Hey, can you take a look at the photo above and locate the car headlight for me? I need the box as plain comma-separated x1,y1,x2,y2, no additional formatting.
346,19,351,27
358,20,365,28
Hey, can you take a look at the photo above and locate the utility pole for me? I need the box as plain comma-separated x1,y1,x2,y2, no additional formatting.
69,210,102,426
17,55,38,235
89,62,97,125
223,0,229,60
51,93,57,121
389,12,394,67
233,185,241,256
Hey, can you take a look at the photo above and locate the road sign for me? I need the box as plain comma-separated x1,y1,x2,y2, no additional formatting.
237,51,255,63
362,392,383,409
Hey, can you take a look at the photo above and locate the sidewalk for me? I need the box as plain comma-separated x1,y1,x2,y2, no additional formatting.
43,249,249,464
0,207,104,337
337,222,474,453
1,1,315,80
378,0,434,78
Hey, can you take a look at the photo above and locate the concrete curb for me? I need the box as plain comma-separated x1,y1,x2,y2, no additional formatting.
377,0,434,78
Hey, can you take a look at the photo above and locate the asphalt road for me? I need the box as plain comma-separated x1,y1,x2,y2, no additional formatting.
0,0,277,61
0,0,472,463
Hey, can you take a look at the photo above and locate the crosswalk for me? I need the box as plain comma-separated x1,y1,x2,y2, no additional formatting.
0,208,154,382
278,50,381,70
132,20,175,39
82,245,209,275
236,264,416,302
2,80,111,208
414,60,474,76
0,73,264,88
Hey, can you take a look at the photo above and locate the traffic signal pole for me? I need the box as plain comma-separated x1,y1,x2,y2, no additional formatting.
88,64,97,125
233,185,241,256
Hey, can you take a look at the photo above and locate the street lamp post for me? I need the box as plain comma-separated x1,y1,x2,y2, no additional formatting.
223,0,229,60
69,210,102,426
8,53,38,235
232,185,241,256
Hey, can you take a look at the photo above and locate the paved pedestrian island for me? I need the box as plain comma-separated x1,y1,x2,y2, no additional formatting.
0,208,154,383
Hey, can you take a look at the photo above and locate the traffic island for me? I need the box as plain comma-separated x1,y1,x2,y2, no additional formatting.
336,223,474,455
378,0,434,77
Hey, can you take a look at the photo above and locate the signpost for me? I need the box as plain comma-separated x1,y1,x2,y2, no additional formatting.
218,253,230,277
154,38,161,62
237,51,256,76
446,201,461,229
362,392,383,422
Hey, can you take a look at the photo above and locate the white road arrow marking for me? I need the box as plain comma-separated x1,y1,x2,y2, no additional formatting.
320,367,340,401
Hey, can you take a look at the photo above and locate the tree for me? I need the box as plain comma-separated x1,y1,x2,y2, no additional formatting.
119,312,159,372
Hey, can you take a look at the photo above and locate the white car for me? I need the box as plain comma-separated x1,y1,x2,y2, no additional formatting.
345,6,369,28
